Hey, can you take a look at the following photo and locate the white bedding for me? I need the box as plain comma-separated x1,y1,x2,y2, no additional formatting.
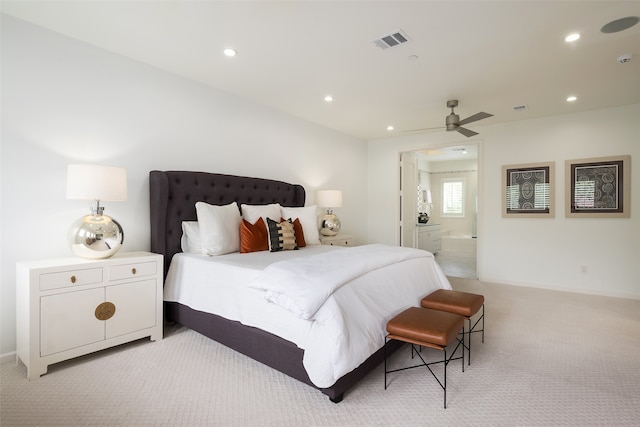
164,244,451,388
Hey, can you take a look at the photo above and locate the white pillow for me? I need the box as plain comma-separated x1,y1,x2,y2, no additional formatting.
280,205,321,245
180,221,202,253
195,201,241,256
240,203,281,224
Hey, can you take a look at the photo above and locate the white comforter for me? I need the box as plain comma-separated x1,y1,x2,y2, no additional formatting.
250,244,433,320
164,244,451,388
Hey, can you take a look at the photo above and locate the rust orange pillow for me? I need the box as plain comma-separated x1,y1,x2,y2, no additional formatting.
240,217,269,253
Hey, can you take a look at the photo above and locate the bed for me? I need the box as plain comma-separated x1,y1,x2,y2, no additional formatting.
149,170,451,402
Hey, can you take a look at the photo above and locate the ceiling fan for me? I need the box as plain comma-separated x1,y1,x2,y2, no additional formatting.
405,100,493,137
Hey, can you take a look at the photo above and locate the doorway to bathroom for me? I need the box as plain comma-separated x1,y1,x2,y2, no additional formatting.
399,143,479,279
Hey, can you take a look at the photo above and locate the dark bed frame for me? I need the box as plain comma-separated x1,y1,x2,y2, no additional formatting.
149,170,400,403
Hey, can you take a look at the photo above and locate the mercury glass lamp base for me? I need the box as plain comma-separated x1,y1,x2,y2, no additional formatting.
69,214,124,259
320,213,341,236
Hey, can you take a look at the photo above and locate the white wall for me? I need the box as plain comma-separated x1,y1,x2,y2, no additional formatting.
0,16,367,357
368,104,640,299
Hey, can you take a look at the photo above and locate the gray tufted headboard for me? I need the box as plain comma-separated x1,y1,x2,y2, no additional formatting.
149,170,306,277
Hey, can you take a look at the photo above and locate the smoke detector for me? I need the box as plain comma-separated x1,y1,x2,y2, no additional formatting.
617,54,632,64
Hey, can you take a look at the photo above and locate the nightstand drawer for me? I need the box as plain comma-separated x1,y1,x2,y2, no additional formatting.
326,239,352,246
40,268,103,291
109,261,157,281
320,234,354,247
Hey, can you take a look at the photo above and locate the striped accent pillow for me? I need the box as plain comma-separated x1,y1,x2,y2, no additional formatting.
267,218,298,252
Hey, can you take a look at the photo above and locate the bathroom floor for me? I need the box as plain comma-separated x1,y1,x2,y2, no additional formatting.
435,250,477,279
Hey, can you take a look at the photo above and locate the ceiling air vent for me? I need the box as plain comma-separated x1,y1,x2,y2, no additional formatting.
373,30,411,49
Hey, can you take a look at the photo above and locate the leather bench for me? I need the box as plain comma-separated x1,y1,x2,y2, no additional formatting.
384,306,465,408
421,289,485,365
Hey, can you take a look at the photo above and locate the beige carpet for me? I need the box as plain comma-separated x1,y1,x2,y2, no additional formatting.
2,278,640,426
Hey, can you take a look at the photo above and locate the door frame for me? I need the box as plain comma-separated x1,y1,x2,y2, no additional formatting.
397,141,483,278
399,152,418,248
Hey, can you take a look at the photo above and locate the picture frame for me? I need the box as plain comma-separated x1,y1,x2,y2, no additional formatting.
502,162,554,218
565,155,630,218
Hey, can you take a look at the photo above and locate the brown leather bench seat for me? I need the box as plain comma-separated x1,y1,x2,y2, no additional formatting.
421,289,485,365
384,306,465,408
386,306,464,349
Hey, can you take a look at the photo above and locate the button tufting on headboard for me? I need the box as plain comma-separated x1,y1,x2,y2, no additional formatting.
149,170,306,278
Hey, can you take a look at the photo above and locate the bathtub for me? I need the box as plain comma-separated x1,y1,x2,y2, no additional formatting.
440,234,477,255
436,234,478,278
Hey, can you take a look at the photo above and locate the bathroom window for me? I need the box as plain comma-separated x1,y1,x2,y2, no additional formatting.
442,178,464,217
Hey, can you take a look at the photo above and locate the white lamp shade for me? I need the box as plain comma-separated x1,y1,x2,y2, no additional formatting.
426,190,433,204
316,190,342,208
67,165,127,201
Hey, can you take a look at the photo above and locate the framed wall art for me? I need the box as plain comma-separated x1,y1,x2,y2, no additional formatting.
502,162,554,218
565,155,630,218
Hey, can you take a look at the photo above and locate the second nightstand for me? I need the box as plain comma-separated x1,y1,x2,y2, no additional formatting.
320,234,354,247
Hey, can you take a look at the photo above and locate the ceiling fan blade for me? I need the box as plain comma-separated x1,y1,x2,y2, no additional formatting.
402,126,443,133
456,126,478,137
458,111,493,126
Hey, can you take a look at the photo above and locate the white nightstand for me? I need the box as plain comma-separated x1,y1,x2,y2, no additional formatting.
320,234,354,247
16,251,163,380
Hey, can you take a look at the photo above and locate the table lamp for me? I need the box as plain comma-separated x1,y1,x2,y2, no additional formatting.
316,190,342,236
66,164,127,259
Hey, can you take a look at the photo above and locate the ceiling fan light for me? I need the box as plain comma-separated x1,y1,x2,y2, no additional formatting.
445,113,460,129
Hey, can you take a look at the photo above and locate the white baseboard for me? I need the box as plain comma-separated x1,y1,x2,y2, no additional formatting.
1,351,17,365
479,276,640,300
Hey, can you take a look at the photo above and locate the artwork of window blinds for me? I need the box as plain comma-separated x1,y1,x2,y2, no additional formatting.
573,164,618,210
506,169,550,212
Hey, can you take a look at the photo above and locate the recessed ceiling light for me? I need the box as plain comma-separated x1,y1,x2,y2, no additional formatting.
223,48,237,57
565,33,580,42
566,95,577,102
324,95,334,102
386,125,394,131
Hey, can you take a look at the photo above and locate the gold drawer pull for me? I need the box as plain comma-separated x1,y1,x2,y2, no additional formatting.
95,302,116,321
70,275,77,284
131,268,137,275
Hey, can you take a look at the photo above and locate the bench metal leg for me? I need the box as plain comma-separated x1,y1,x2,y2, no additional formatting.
466,304,485,365
383,330,464,409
